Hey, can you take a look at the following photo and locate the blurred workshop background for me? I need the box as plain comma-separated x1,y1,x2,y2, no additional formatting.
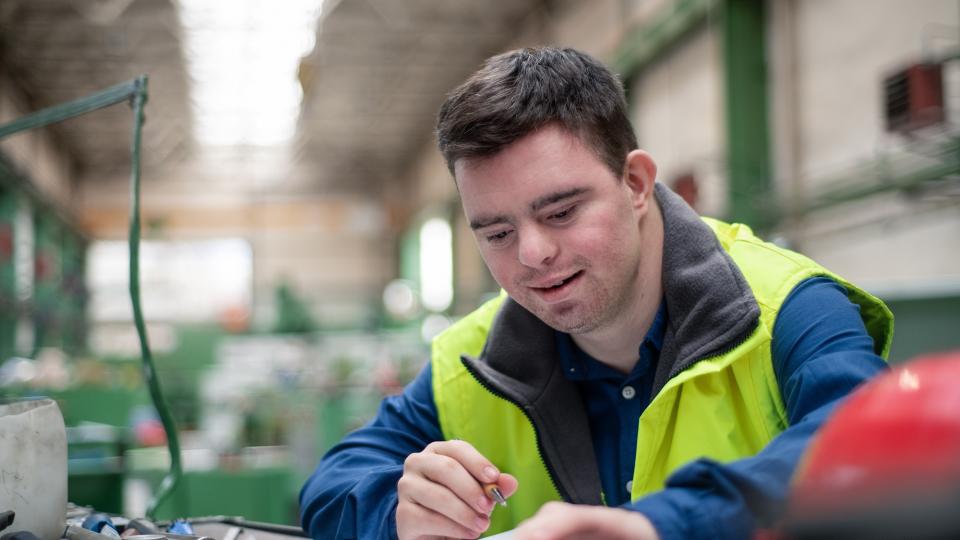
1,0,959,526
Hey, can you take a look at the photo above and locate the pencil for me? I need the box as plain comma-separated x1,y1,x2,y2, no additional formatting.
484,484,507,507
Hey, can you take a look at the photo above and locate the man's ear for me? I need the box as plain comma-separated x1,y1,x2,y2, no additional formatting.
624,149,657,211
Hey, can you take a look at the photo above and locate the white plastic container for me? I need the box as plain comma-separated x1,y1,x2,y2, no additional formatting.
0,398,67,540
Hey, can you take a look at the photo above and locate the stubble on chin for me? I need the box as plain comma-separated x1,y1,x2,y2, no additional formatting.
522,293,607,335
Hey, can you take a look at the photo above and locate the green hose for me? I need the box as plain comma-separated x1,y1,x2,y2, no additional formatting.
0,75,182,518
128,76,183,518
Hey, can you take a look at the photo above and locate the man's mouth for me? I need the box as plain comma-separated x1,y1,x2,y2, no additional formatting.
529,270,584,297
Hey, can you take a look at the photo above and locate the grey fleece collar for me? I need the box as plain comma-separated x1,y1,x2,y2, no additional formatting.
460,182,760,504
653,182,761,394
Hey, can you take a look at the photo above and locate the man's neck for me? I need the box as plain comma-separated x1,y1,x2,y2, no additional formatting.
572,201,664,374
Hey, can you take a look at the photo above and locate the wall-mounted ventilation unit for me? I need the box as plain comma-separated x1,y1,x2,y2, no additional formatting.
671,172,699,210
884,62,945,133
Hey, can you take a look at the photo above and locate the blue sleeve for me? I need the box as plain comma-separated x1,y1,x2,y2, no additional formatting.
299,362,443,540
624,277,889,540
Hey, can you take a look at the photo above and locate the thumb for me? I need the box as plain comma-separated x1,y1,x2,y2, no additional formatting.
497,473,519,499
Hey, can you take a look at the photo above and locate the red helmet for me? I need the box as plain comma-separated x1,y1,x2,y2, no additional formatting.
783,350,960,540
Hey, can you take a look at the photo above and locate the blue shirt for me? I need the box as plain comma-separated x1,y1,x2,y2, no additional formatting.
554,302,666,507
300,277,888,539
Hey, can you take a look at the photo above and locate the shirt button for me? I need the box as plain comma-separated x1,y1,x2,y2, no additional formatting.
621,385,636,400
626,480,633,493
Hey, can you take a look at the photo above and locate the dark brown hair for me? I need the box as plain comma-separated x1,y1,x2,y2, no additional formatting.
436,47,638,178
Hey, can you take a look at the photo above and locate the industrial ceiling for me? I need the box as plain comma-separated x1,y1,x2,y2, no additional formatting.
0,0,543,195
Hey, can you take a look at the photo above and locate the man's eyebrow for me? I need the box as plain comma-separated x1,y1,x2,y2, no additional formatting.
530,187,589,212
469,214,510,230
469,187,590,230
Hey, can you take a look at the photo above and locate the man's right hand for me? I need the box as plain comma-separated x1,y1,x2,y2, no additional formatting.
397,439,518,539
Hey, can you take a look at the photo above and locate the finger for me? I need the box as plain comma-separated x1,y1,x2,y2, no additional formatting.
427,440,502,512
399,473,491,534
411,444,497,513
426,440,501,486
514,503,658,540
495,473,519,500
513,502,573,539
396,503,481,539
422,454,496,514
516,502,611,540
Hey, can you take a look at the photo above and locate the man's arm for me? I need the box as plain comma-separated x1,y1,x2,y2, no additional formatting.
299,364,518,539
299,364,442,539
629,277,887,539
514,277,888,540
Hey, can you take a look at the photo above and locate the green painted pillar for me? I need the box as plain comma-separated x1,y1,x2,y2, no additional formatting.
0,185,16,359
722,0,773,230
61,231,88,355
32,212,61,355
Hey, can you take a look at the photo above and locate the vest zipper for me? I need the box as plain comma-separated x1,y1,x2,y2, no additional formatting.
460,358,569,502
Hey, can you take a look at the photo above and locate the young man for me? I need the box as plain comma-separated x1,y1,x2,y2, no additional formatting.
300,47,892,540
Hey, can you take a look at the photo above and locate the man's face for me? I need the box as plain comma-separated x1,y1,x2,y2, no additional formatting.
455,125,653,335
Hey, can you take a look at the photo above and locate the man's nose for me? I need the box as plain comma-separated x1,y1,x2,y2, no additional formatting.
517,226,557,268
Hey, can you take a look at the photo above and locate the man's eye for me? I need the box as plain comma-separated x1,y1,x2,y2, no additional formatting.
486,230,512,243
550,206,576,221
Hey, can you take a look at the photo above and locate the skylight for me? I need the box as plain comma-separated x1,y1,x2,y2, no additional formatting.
178,0,322,147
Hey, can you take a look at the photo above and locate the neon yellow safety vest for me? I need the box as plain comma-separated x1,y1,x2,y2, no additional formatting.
431,186,893,537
